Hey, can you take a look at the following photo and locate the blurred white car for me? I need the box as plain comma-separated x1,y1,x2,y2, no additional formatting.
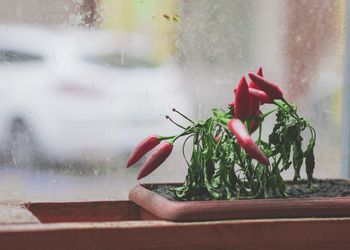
0,25,192,166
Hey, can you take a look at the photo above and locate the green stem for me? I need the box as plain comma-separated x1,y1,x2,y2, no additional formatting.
233,144,245,168
262,108,277,118
276,155,283,167
182,134,195,167
281,98,300,118
246,120,251,134
159,135,176,140
257,123,262,145
308,125,317,142
172,108,195,124
169,127,196,144
273,100,298,119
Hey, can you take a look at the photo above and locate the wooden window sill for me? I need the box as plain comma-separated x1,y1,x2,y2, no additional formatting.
0,200,349,249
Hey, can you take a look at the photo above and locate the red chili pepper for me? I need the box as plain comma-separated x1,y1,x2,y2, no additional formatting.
127,135,160,168
234,76,250,120
228,119,269,165
137,142,173,180
249,111,263,134
249,93,259,116
248,67,263,90
249,119,260,135
249,88,272,104
248,67,263,116
257,67,263,77
248,72,283,99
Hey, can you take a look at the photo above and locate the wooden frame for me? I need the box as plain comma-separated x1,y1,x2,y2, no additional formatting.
1,200,350,249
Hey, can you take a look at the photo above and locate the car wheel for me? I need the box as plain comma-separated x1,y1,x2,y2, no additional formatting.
8,119,39,168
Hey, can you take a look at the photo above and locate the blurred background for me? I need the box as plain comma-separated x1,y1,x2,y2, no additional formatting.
0,0,346,201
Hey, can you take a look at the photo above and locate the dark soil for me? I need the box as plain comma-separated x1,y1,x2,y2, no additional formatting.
145,179,350,201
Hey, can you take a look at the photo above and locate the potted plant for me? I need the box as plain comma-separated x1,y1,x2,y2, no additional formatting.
127,67,350,221
2,68,350,250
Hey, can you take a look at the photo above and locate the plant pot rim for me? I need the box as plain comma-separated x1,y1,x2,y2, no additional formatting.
129,179,350,221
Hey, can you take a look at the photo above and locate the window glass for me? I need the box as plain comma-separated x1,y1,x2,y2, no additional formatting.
0,0,345,201
0,50,42,63
84,53,156,68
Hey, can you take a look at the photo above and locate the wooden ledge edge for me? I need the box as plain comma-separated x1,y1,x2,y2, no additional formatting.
0,201,39,225
0,217,350,231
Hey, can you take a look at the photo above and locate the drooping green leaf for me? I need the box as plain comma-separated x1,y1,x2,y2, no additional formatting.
292,136,303,181
305,138,315,188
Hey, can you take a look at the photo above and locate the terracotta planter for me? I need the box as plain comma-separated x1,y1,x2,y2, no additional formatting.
129,180,350,222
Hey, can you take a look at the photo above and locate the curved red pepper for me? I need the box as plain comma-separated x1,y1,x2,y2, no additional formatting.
248,72,283,100
249,111,263,134
228,119,269,165
234,77,250,120
249,94,259,116
127,135,160,168
248,67,263,90
137,142,173,180
249,119,260,135
249,88,272,104
248,67,263,116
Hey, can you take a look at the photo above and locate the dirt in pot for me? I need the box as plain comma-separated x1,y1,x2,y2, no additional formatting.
144,179,350,201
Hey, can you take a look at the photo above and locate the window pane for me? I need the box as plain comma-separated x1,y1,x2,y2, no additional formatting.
0,0,345,201
0,50,42,63
84,53,156,68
